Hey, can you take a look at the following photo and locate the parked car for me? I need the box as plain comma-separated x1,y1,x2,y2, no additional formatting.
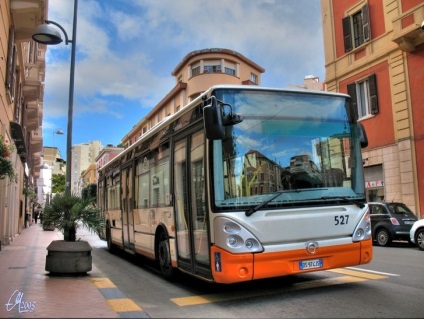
409,219,424,251
368,202,418,247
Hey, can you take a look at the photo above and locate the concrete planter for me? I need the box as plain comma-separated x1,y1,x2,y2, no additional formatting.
45,240,92,275
43,223,56,231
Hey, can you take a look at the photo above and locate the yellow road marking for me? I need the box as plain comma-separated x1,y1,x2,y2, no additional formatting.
107,299,143,312
328,268,387,280
91,277,117,289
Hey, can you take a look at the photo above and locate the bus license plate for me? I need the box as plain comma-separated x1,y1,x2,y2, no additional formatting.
299,258,323,270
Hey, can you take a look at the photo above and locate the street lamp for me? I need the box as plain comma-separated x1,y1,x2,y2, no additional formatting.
52,128,64,148
32,0,78,195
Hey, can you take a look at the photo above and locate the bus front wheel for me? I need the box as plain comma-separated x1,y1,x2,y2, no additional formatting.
157,231,175,279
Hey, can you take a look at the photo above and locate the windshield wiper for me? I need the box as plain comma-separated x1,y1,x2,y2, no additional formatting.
320,196,365,208
245,191,293,217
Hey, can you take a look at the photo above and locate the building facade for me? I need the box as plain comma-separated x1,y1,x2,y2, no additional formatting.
36,146,65,209
80,163,97,190
70,140,103,194
0,0,47,245
321,0,424,216
121,48,265,148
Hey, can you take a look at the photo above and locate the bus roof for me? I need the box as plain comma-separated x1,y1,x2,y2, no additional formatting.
206,84,350,98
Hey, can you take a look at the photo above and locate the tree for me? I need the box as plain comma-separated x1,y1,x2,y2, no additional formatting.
52,174,65,194
42,193,104,242
82,183,97,201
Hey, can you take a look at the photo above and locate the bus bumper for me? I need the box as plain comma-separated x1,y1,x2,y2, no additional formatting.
211,239,372,284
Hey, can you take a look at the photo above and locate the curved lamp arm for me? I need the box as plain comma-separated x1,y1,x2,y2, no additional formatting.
45,20,73,45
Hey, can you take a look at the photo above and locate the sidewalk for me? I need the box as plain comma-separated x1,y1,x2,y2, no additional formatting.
0,223,121,318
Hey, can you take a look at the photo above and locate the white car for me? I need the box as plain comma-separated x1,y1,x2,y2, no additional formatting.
409,219,424,251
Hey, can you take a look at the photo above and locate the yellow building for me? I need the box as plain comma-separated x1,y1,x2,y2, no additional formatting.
121,48,265,148
0,0,47,245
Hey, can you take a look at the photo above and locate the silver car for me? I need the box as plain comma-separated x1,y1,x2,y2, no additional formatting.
410,219,424,251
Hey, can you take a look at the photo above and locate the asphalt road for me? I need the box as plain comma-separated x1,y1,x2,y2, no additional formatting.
78,227,424,318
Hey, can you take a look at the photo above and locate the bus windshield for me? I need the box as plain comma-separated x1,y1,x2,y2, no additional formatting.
211,88,366,211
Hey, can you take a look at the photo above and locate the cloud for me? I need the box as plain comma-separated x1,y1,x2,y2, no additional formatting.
42,0,325,154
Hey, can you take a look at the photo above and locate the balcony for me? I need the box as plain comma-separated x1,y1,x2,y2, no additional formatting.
26,102,43,131
27,101,40,119
392,4,424,52
23,80,44,103
30,129,43,154
11,0,47,42
33,152,42,166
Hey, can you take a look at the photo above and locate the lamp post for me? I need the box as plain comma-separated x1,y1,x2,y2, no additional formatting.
52,128,64,148
32,0,78,195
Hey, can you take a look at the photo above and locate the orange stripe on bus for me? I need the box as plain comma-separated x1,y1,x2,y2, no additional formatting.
211,239,372,284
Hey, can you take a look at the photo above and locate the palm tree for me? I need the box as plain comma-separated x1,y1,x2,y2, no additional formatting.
42,193,104,241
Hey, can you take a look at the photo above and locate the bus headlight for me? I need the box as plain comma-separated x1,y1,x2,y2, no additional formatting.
352,209,372,242
214,217,263,253
227,235,239,247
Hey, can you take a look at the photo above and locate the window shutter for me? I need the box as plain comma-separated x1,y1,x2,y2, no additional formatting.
5,27,15,91
342,17,352,52
347,83,358,120
362,4,370,42
369,74,379,114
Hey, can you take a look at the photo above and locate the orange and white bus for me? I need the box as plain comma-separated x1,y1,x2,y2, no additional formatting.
97,85,372,284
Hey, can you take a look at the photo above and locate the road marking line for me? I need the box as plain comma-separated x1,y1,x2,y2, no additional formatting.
346,267,400,276
328,268,387,280
171,275,368,306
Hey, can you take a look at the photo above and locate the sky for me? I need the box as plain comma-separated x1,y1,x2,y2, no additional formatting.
42,0,326,159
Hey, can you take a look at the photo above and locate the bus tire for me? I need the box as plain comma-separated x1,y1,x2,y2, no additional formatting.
106,223,116,253
157,230,175,279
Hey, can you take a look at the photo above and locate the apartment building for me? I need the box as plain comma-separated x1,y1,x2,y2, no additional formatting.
0,0,47,245
321,0,424,216
121,48,265,148
80,163,97,190
70,140,103,194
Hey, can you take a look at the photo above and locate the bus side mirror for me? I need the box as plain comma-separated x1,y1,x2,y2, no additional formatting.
358,122,368,148
203,97,225,140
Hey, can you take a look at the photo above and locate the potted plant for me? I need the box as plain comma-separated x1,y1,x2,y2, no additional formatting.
41,192,104,275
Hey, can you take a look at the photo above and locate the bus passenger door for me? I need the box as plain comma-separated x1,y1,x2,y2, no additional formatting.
121,165,135,252
174,130,211,279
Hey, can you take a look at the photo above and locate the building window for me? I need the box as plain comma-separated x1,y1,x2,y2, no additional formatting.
250,73,258,84
203,60,221,74
204,65,221,73
225,67,236,75
347,74,379,119
191,65,200,77
342,4,370,52
6,27,17,103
